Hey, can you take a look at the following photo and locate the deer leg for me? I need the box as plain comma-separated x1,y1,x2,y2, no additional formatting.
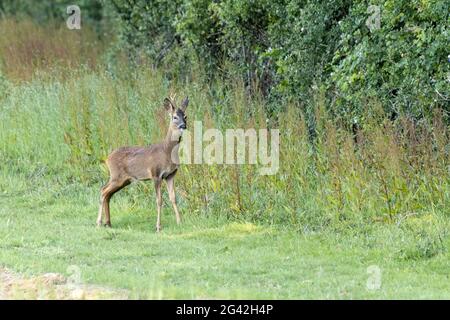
155,179,162,232
103,193,113,227
97,182,115,227
99,179,129,227
166,175,181,224
97,182,110,226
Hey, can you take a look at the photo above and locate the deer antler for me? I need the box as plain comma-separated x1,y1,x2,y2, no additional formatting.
168,92,177,104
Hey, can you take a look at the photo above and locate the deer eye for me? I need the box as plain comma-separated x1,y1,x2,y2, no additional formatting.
173,116,179,120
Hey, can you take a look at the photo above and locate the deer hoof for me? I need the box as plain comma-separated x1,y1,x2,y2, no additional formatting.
156,225,161,233
104,222,112,228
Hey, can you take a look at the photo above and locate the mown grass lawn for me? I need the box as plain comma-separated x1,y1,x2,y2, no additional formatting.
0,171,448,299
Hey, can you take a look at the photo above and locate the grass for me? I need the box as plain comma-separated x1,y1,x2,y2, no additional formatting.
0,18,103,82
0,171,449,299
1,69,448,230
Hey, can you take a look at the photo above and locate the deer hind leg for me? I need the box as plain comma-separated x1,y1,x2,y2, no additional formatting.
155,179,162,232
97,178,130,227
97,183,108,226
166,175,181,224
97,181,114,226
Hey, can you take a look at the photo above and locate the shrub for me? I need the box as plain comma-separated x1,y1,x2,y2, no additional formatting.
331,0,450,121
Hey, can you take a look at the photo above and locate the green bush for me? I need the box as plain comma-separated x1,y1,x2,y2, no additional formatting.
108,0,183,62
106,0,449,122
331,0,450,121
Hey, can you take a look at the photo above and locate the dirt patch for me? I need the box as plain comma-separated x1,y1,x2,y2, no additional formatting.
0,268,129,299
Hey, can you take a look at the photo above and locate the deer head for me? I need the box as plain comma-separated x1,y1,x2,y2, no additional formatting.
164,95,189,141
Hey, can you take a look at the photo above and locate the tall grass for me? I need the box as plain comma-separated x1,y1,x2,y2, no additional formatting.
0,18,103,82
0,19,448,234
1,67,448,230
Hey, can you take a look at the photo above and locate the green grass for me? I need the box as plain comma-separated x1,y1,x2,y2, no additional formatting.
1,171,449,299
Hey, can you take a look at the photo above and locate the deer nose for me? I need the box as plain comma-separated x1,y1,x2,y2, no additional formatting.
179,123,186,129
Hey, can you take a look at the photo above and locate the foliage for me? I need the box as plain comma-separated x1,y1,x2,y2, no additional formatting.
331,0,450,122
3,1,448,119
107,0,183,63
101,0,449,120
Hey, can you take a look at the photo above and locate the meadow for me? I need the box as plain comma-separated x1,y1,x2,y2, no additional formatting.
0,17,449,299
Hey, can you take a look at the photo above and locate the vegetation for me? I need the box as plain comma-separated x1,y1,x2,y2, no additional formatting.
109,0,449,118
1,173,449,298
0,1,448,298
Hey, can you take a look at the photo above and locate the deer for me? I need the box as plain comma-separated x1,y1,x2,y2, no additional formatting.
96,95,189,232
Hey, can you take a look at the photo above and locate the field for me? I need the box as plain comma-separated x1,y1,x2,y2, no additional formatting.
1,171,449,299
0,13,449,299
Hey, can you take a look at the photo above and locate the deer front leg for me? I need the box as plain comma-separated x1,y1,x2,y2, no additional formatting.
166,175,181,224
155,179,162,232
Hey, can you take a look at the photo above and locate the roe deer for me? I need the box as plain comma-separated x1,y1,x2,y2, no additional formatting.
97,95,189,232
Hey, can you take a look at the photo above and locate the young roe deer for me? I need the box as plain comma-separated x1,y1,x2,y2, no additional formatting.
97,95,189,232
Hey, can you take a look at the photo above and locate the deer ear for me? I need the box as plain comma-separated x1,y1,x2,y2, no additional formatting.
180,96,189,111
163,98,175,113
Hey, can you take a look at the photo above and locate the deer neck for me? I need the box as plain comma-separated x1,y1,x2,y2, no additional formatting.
163,126,182,152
